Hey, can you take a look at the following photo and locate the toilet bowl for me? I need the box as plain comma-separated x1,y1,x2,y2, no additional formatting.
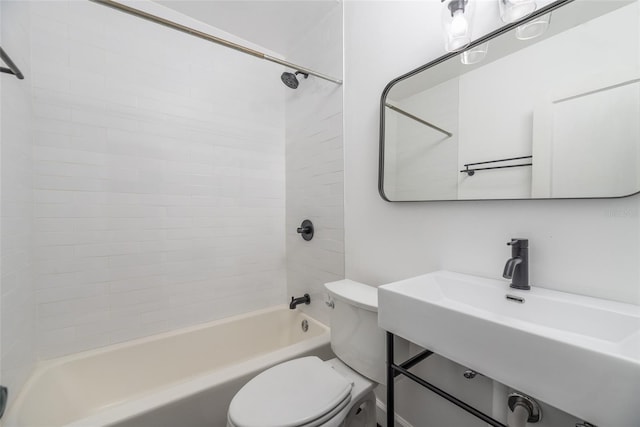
227,280,385,427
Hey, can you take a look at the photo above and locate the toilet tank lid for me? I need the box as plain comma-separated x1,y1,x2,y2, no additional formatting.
324,279,378,312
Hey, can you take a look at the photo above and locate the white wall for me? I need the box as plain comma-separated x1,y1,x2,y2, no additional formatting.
344,0,639,425
285,4,344,325
0,0,36,406
29,0,287,359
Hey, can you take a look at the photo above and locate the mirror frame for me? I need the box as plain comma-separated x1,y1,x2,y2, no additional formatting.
378,0,640,202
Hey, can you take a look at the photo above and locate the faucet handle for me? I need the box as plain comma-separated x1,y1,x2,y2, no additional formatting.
507,238,528,248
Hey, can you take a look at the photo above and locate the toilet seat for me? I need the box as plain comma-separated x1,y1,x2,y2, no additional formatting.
228,357,353,427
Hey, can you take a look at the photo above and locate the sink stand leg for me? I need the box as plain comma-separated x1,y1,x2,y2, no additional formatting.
386,332,395,427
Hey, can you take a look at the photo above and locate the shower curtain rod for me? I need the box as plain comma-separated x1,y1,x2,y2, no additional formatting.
0,47,24,80
88,0,343,85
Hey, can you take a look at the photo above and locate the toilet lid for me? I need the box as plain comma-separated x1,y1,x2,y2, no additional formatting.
228,356,353,427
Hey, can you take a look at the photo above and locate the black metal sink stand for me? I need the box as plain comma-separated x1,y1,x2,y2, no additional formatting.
386,332,507,427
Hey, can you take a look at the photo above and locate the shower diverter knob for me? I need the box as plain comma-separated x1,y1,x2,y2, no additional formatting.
296,219,314,241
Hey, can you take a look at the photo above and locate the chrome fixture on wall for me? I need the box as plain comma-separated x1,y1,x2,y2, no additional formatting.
296,219,314,241
281,71,309,89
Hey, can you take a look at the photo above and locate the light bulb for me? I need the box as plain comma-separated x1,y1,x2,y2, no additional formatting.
442,0,472,52
450,9,469,37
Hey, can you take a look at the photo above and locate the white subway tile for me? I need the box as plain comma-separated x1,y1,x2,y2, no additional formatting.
75,242,139,257
38,310,110,332
27,0,288,360
36,283,108,304
39,295,109,318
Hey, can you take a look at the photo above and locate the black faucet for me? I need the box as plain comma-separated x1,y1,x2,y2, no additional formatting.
503,238,529,290
289,294,310,309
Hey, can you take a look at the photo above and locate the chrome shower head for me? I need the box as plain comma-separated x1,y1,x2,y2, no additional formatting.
281,71,308,89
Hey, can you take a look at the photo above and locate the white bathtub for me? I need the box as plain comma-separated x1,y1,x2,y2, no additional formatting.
5,306,332,427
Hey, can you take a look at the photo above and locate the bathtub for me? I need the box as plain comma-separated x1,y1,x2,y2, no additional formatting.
5,306,332,427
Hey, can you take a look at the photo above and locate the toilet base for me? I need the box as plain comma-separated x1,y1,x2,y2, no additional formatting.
341,391,376,427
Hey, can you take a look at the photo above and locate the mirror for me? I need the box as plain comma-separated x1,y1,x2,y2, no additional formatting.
380,0,640,201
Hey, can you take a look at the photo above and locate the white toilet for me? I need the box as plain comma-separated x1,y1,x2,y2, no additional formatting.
227,279,386,427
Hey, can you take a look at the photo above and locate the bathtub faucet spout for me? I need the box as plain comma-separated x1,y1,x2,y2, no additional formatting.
290,294,310,309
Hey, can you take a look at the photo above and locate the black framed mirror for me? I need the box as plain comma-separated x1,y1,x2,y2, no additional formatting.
379,0,640,201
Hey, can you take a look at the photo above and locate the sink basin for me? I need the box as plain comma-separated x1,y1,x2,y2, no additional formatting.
378,270,640,426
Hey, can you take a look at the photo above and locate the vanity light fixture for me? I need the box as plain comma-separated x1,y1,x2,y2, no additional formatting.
516,13,551,40
499,0,537,23
461,42,489,65
441,0,474,52
499,0,550,41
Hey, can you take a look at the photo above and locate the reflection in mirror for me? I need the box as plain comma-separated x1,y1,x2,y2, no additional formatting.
380,0,640,201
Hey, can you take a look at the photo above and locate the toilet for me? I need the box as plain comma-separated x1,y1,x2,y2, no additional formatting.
227,279,386,427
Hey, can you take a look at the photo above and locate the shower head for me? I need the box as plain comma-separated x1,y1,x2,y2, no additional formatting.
281,71,309,89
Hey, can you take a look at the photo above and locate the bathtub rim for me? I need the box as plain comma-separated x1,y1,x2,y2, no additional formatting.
5,305,330,427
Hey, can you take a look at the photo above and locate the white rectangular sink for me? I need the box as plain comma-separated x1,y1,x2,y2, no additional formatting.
378,270,640,426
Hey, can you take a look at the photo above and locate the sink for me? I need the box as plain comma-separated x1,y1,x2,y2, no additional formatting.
378,270,640,426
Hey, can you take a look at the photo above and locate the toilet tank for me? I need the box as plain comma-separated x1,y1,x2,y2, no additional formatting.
324,280,386,385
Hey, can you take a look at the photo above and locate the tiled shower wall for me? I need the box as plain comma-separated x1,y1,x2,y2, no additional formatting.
1,0,36,401
285,4,344,325
29,1,287,359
